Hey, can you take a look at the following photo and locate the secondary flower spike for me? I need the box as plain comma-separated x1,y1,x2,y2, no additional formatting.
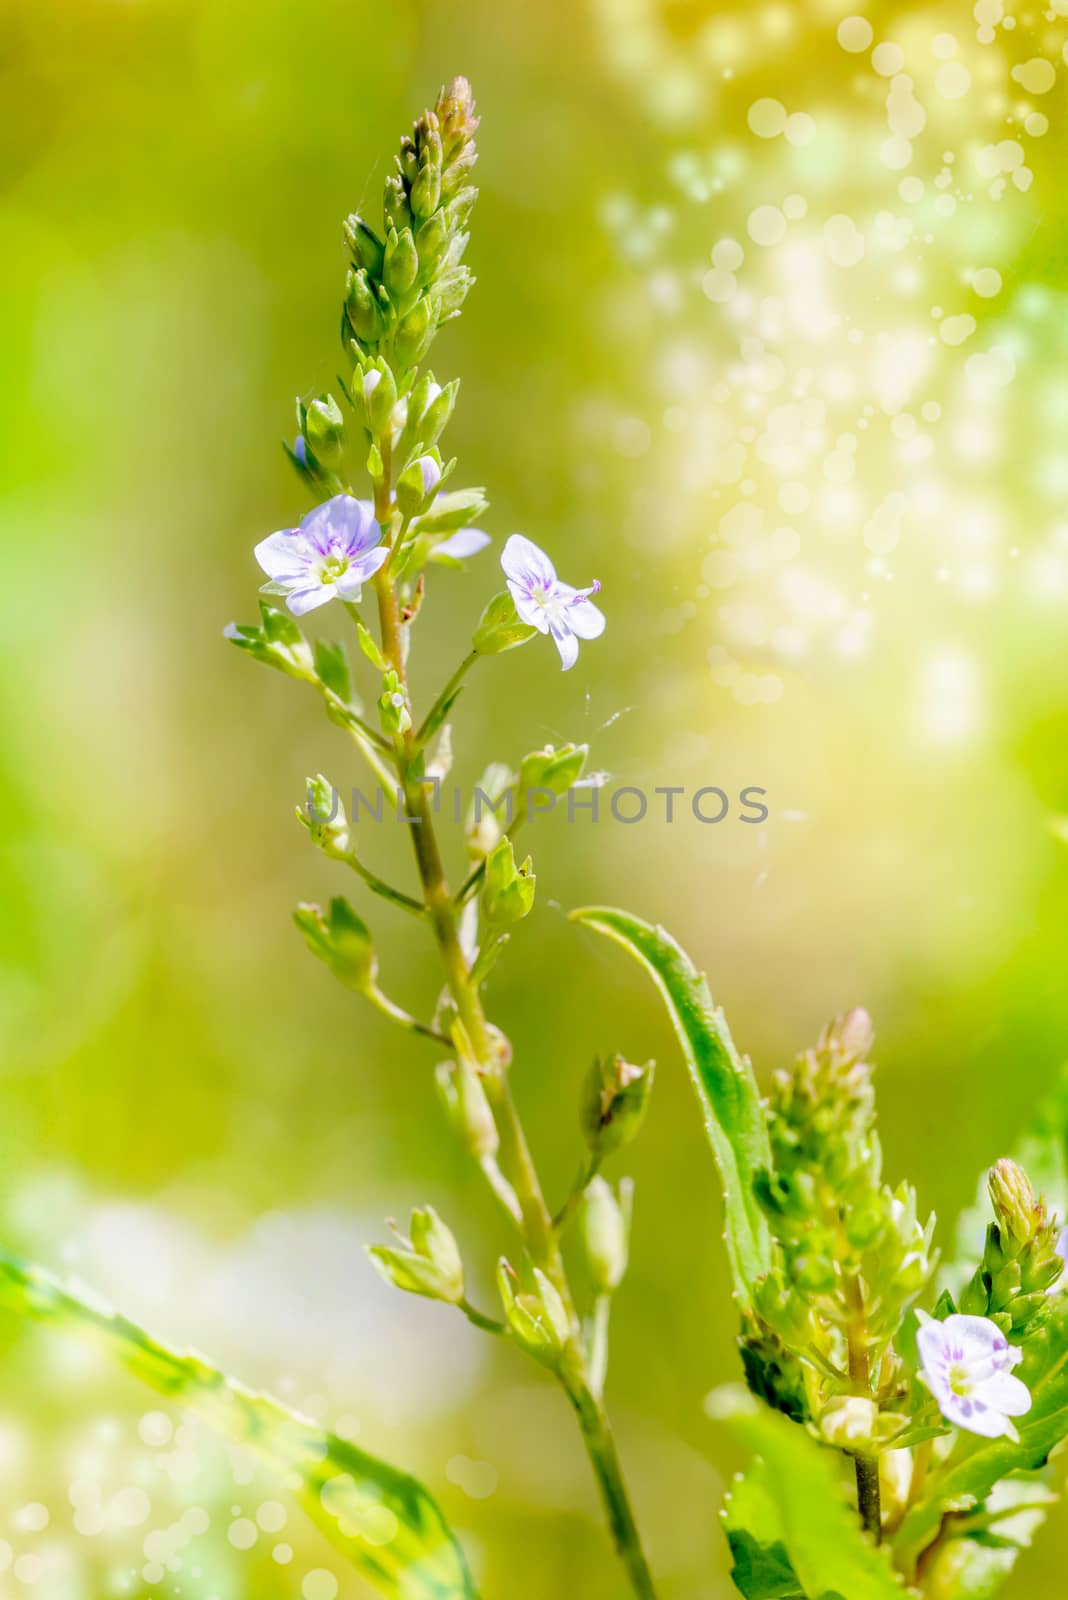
917,1312,1032,1440
501,534,605,670
255,494,387,615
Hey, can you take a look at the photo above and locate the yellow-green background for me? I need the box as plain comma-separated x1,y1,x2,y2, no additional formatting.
2,0,1068,1595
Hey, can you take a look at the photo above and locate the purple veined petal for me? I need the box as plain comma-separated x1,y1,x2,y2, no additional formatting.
944,1314,1014,1369
348,544,390,584
950,1400,1018,1439
501,533,556,590
566,596,606,641
976,1370,1032,1418
333,570,365,599
507,580,551,634
434,527,491,560
254,528,310,582
286,583,338,615
300,494,372,557
549,618,580,671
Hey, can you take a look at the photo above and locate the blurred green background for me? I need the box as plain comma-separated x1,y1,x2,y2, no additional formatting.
3,0,1068,1594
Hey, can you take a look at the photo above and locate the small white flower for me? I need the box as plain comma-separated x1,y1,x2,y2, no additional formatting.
254,494,387,616
917,1312,1032,1440
500,534,605,671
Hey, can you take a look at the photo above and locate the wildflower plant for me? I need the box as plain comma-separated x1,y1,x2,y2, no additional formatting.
2,75,1068,1600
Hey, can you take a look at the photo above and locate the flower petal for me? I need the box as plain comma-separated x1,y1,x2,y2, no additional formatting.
254,528,309,582
566,596,606,641
976,1370,1032,1418
508,581,550,633
550,619,580,671
350,544,389,583
434,527,492,560
286,583,337,615
501,533,556,589
301,495,377,557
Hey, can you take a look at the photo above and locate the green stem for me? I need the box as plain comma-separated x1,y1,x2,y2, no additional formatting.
342,851,426,918
459,1298,507,1337
368,430,657,1600
845,1273,882,1543
568,1381,658,1600
416,650,478,745
366,984,449,1045
586,1294,612,1399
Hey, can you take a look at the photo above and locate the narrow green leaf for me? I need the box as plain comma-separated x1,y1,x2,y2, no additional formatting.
570,907,772,1305
0,1248,478,1600
893,1299,1068,1578
709,1386,902,1599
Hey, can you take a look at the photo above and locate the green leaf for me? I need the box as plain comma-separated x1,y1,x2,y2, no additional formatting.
0,1247,478,1600
709,1386,901,1600
314,638,354,705
893,1299,1068,1578
569,908,772,1305
723,1458,805,1598
909,1479,1054,1599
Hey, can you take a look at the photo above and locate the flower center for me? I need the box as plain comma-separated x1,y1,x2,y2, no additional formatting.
947,1363,973,1397
320,555,349,584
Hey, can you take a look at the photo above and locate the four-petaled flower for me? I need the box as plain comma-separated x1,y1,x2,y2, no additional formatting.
917,1312,1031,1440
501,534,605,671
255,495,387,615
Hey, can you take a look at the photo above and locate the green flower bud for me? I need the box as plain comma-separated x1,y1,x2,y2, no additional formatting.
581,1177,630,1292
298,774,350,858
420,379,459,446
818,1007,874,1063
368,1206,465,1305
395,452,442,518
304,394,345,470
481,838,535,926
343,215,385,278
989,1158,1041,1251
472,591,538,656
294,897,375,994
411,154,442,219
496,1258,572,1366
346,268,382,345
393,294,436,368
818,1395,878,1450
581,1055,655,1157
414,209,449,281
519,743,588,797
384,172,411,232
436,1058,499,1158
384,226,419,297
436,267,473,320
360,361,398,436
378,669,412,737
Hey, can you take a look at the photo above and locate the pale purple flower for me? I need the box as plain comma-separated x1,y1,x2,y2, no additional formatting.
917,1312,1031,1440
501,534,605,671
433,527,491,561
254,495,387,616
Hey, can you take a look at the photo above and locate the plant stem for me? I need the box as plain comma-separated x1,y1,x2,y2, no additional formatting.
367,444,657,1598
568,1380,658,1600
845,1272,882,1542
